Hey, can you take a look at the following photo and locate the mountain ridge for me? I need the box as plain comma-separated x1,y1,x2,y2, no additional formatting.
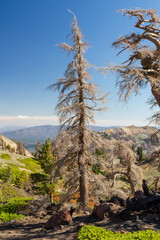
0,134,33,157
0,125,121,152
1,125,159,154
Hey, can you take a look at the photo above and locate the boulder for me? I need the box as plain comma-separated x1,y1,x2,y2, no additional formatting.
134,190,145,199
44,209,72,230
92,203,111,220
109,196,125,206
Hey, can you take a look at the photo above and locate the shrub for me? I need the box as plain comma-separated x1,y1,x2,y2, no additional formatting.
0,182,26,203
30,172,50,195
0,212,23,222
6,145,11,151
0,153,11,160
0,167,11,182
0,167,30,189
119,175,128,183
0,197,32,214
92,164,106,176
77,225,160,240
0,197,32,222
78,226,113,240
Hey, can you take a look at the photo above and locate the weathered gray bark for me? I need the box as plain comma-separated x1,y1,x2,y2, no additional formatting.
151,87,160,107
49,11,107,209
78,155,89,208
105,9,160,114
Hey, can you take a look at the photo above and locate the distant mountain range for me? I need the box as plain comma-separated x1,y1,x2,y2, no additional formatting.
0,126,27,132
1,125,114,153
1,124,159,154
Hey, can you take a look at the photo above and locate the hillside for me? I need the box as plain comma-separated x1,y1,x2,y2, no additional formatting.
0,134,33,157
101,125,158,136
1,124,159,155
0,149,42,203
1,125,109,152
100,125,160,155
1,125,60,153
0,149,41,172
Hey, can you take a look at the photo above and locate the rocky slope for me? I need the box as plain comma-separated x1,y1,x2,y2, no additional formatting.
100,125,160,155
0,134,32,157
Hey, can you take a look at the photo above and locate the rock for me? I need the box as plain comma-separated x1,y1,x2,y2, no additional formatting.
109,196,125,206
69,207,75,217
120,230,127,234
92,203,111,220
44,209,72,230
39,210,47,218
134,190,145,199
119,209,136,221
74,222,85,231
67,234,78,240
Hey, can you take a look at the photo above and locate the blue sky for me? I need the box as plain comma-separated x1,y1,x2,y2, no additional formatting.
0,0,159,127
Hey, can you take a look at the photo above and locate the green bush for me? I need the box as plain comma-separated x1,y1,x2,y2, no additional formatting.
78,225,160,240
92,164,106,176
30,172,50,195
0,212,23,222
119,175,128,183
0,167,11,182
0,167,30,189
0,197,32,222
0,153,11,160
0,197,32,214
0,182,27,203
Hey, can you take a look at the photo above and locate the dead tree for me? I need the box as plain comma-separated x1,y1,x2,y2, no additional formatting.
48,11,107,209
103,8,160,124
17,141,25,155
35,141,41,159
147,147,160,171
107,141,143,195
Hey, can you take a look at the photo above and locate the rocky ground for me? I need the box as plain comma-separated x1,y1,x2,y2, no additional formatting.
1,185,160,240
0,208,160,240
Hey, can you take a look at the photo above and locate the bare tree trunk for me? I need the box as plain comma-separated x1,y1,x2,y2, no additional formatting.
78,153,89,208
76,34,89,209
151,87,160,107
127,172,135,196
50,171,54,204
111,151,115,188
128,177,135,196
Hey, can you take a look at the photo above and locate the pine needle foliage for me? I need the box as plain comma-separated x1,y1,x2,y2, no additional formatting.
48,11,107,208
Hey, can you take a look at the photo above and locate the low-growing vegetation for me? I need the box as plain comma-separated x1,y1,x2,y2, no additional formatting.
78,225,160,240
0,182,29,203
0,197,32,222
18,158,42,173
0,153,11,160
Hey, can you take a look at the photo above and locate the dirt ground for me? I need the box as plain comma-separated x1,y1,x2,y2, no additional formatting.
0,213,160,240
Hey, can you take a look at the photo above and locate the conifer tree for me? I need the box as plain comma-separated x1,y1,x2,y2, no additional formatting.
38,138,54,175
49,11,107,208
